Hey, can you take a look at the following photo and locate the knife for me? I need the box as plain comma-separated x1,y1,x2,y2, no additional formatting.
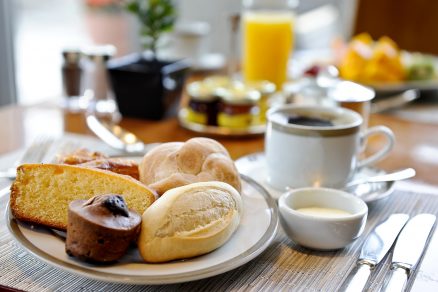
339,214,410,292
86,114,159,154
380,214,436,292
371,89,419,114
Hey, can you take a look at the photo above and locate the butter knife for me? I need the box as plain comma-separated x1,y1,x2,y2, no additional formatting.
339,214,410,292
86,114,159,154
380,213,436,292
371,89,419,113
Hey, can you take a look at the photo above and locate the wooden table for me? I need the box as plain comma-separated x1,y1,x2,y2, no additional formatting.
0,101,437,186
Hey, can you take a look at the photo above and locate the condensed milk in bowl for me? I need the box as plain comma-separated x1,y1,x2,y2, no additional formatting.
278,187,368,250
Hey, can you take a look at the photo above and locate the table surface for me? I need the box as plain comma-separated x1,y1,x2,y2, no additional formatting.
1,100,438,186
1,98,438,291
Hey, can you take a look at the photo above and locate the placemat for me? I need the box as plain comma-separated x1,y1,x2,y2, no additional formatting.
1,189,437,292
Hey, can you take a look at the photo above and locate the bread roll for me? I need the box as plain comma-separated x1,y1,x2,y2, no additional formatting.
139,137,241,195
138,181,242,263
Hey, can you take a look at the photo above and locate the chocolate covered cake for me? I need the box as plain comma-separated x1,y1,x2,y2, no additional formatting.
66,194,141,263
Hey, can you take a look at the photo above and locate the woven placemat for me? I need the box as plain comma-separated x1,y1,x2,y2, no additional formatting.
1,189,437,292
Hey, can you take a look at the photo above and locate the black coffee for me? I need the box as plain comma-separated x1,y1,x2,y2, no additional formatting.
287,114,334,127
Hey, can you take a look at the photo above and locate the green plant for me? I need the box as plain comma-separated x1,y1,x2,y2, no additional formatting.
126,0,177,58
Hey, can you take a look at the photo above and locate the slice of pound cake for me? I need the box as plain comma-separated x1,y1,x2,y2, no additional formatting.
10,164,157,230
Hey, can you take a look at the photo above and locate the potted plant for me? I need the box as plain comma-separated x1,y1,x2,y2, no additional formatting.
107,0,190,120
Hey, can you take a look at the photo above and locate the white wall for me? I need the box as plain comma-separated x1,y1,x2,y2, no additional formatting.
177,0,242,57
177,0,357,54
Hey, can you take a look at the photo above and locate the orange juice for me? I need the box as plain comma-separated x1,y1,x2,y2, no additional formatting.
242,11,294,90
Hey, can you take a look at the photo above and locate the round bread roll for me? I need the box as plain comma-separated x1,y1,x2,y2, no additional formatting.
138,181,242,263
139,137,241,195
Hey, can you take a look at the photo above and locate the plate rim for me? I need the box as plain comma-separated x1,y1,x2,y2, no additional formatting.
366,79,438,92
178,108,266,137
6,174,279,285
235,152,396,204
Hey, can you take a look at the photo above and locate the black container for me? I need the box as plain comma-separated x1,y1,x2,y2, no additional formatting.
107,53,190,120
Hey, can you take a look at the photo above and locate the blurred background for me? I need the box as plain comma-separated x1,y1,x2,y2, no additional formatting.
0,0,356,106
0,0,436,106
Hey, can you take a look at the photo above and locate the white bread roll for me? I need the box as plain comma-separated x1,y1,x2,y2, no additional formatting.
138,181,242,263
138,137,242,196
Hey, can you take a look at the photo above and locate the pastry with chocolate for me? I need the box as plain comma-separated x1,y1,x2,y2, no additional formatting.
57,148,108,165
66,194,141,263
79,158,140,180
58,148,140,180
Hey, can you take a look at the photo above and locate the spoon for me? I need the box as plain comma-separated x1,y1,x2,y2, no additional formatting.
345,168,416,189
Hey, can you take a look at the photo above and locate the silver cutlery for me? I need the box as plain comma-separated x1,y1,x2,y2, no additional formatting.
86,114,159,154
345,168,416,189
371,89,420,114
0,136,54,180
380,214,436,292
0,136,54,198
339,214,410,292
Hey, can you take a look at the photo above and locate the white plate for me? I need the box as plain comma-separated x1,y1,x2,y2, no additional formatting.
6,175,278,285
366,79,438,94
235,152,395,204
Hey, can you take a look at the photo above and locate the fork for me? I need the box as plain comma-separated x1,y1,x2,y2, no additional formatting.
0,136,54,180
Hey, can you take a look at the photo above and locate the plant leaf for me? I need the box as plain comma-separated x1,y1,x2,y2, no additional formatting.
125,0,177,52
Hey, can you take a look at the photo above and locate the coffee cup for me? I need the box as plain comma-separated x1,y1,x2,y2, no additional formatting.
265,105,395,190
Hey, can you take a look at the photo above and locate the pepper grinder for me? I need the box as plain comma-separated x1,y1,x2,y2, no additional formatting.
61,48,84,111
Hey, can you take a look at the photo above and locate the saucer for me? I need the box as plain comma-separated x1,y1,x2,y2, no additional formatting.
235,152,395,205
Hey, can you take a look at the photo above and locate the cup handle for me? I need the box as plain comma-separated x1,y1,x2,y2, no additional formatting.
358,126,395,168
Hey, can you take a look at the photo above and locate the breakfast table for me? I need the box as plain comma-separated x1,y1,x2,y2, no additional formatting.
1,94,438,291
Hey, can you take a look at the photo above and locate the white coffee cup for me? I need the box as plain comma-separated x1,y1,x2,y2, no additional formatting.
265,105,395,190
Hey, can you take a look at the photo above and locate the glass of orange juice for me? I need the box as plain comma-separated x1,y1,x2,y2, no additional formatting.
242,0,297,90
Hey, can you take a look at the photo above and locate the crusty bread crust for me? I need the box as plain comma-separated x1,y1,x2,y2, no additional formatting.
10,163,157,230
139,138,241,196
138,181,242,262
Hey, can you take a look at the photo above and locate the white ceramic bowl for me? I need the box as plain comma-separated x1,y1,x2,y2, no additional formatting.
278,187,368,250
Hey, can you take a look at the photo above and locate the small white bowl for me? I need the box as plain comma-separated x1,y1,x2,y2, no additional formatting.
278,187,368,250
